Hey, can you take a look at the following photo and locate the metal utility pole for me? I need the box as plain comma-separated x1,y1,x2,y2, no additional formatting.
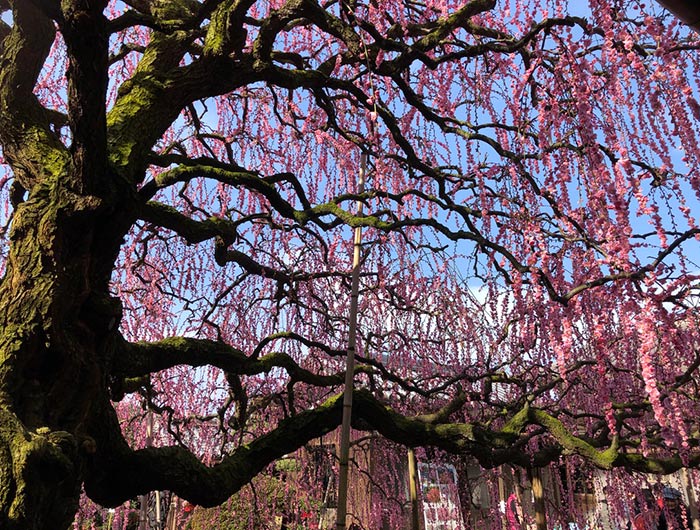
335,153,367,530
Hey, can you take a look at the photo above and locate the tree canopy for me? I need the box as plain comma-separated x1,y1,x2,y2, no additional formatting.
1,1,700,529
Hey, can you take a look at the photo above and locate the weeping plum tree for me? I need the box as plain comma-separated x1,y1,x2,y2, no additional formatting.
1,0,700,529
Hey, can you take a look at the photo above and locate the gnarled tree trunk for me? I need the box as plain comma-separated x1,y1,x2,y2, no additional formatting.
0,187,126,529
0,1,125,528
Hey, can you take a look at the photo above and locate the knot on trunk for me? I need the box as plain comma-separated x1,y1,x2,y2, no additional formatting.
37,427,78,461
0,413,83,529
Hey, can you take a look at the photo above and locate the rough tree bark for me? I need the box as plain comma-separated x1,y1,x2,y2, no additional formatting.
0,1,129,528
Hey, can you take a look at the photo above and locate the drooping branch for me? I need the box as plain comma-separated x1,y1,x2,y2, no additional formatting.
85,390,509,507
84,391,348,507
112,336,356,387
139,163,299,218
138,200,240,243
104,0,534,186
106,23,260,179
86,387,700,509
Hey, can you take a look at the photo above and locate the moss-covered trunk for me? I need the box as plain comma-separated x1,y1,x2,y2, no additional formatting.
0,2,119,526
0,177,123,529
